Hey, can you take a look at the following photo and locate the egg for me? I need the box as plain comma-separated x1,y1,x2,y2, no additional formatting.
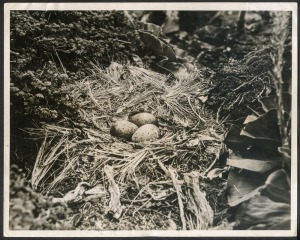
128,112,157,127
110,120,138,140
132,124,160,143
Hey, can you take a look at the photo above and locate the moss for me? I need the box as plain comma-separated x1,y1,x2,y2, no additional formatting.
9,165,73,230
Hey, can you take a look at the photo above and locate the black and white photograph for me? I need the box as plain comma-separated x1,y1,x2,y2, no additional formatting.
3,2,297,237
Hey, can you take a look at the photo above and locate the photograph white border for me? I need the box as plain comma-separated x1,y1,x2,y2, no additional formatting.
3,2,298,237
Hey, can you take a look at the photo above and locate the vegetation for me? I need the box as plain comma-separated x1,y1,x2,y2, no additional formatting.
9,165,73,230
9,10,292,231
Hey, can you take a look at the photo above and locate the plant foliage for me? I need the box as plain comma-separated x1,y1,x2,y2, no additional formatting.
9,165,73,230
223,12,292,230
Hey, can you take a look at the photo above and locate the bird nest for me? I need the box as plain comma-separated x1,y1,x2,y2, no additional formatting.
26,62,230,230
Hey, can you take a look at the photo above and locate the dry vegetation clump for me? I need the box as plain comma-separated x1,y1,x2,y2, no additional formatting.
204,47,275,120
25,63,229,230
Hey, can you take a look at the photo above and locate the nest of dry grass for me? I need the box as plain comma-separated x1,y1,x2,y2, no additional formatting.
26,62,230,230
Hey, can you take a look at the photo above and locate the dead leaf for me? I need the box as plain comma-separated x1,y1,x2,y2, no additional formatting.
132,54,144,68
167,213,177,230
146,186,174,201
53,182,90,203
173,114,192,128
186,139,200,147
199,134,218,141
111,142,134,152
85,184,107,196
95,220,103,230
173,64,192,80
198,96,208,103
173,46,188,59
206,168,224,180
104,165,123,219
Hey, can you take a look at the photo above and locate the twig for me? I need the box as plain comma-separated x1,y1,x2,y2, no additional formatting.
54,48,66,74
237,11,246,32
157,159,170,176
232,77,256,91
114,39,132,44
86,81,103,110
121,198,149,203
187,96,206,123
169,168,186,230
132,198,152,216
216,102,224,123
205,143,226,174
246,105,260,116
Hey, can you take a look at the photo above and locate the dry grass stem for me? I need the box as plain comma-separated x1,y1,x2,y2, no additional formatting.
104,165,123,219
184,172,214,229
169,168,186,230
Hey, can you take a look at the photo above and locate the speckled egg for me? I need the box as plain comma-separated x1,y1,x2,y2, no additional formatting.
110,120,138,140
128,112,157,127
132,124,160,143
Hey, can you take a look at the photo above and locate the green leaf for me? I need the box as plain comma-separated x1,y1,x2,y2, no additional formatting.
173,46,188,59
206,167,226,180
278,146,291,170
195,25,229,46
136,21,168,39
243,114,258,124
234,195,290,230
156,58,196,80
259,93,291,113
137,21,195,79
278,146,291,158
261,169,290,203
224,124,252,151
227,155,280,173
161,11,180,34
173,63,196,79
157,57,181,72
258,95,277,112
227,168,266,206
241,109,281,142
224,117,247,128
138,30,176,61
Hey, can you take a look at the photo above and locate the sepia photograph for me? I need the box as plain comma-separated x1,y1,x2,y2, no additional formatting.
3,2,297,237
